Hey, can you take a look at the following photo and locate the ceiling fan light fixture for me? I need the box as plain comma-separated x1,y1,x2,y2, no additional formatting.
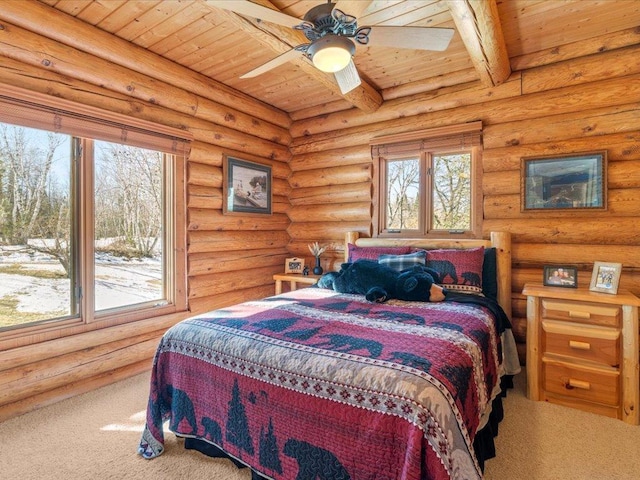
307,34,355,73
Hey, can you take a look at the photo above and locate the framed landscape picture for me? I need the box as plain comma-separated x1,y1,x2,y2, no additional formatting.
521,151,607,211
223,156,272,215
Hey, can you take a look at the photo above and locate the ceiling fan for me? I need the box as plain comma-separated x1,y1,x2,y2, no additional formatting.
213,1,455,94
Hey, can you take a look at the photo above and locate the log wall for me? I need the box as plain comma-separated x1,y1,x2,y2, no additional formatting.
1,4,639,417
0,13,291,418
288,45,640,365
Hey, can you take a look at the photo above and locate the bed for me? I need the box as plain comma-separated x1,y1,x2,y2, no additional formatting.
139,231,520,480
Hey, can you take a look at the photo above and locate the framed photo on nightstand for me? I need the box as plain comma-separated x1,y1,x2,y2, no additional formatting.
285,257,304,274
543,265,577,288
589,262,622,294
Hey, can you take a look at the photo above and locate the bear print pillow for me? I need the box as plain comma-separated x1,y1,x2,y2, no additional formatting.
426,247,484,295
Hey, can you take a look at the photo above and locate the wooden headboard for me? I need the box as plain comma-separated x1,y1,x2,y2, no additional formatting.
344,231,512,320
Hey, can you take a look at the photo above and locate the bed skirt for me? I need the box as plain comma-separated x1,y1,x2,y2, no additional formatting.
184,375,515,478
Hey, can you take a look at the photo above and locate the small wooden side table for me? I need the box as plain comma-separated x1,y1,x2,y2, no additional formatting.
273,273,321,295
523,283,640,424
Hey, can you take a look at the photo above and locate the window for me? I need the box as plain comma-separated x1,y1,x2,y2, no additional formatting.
0,86,189,335
372,123,482,238
92,140,170,313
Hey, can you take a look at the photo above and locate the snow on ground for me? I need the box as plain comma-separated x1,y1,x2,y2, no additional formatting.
0,245,162,315
0,273,70,314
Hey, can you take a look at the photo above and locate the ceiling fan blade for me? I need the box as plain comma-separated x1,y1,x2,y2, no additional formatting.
333,0,372,20
207,0,301,28
334,59,361,94
366,26,455,51
240,48,303,78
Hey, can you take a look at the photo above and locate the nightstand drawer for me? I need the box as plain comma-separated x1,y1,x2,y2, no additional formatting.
542,320,620,367
541,299,620,327
524,283,640,424
543,360,619,406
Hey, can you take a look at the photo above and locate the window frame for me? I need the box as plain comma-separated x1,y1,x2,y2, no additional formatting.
0,85,189,344
371,123,483,239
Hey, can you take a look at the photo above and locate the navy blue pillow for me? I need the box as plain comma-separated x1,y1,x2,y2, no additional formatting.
482,248,498,301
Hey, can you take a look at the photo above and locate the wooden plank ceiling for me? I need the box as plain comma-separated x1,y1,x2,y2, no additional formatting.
32,0,640,117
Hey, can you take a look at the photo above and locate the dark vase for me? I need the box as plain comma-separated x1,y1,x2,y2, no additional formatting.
313,257,323,275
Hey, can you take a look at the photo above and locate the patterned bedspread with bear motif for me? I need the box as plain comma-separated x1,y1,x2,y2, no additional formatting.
139,287,506,480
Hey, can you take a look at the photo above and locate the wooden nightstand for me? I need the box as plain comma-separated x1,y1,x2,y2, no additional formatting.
273,273,321,295
523,283,640,424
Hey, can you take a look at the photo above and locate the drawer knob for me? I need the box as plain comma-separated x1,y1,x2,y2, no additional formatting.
569,310,591,319
566,378,591,390
569,340,591,350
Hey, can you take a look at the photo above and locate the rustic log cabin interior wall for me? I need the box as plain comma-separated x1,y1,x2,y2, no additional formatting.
0,0,640,421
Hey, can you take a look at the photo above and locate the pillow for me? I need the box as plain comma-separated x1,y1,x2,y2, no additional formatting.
347,244,411,262
426,247,484,295
482,248,498,300
378,250,426,272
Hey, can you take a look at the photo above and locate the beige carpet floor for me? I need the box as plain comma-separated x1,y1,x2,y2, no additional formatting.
0,371,639,479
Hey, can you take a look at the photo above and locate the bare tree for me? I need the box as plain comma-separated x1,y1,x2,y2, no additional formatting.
384,153,472,232
432,153,471,229
0,126,64,244
0,124,71,273
386,158,420,229
95,143,162,257
30,186,71,274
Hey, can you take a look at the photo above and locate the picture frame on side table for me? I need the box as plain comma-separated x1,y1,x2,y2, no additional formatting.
543,265,578,288
521,151,607,211
589,262,622,294
223,155,272,215
285,257,305,274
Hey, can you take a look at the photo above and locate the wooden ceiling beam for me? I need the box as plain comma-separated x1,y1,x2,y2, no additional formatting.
444,0,510,86
204,0,383,113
